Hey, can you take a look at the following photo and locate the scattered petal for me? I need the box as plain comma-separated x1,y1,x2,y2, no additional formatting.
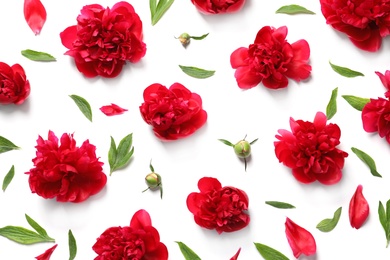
35,244,58,260
285,217,316,258
24,0,47,35
349,185,369,229
100,103,128,116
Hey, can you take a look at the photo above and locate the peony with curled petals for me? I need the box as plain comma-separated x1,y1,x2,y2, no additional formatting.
0,62,30,105
285,217,316,258
191,0,245,14
60,1,146,78
274,112,348,185
139,82,207,140
320,0,390,52
186,177,250,234
26,131,107,203
230,25,311,89
92,209,168,260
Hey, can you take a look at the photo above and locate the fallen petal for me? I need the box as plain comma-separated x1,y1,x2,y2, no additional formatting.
24,0,47,35
100,103,128,116
349,184,369,229
285,217,316,258
230,248,241,260
35,244,57,260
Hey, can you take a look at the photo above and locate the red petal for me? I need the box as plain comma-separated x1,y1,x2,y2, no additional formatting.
35,244,57,260
349,185,369,229
230,248,241,260
130,209,152,229
197,177,222,193
100,103,128,116
24,0,47,35
285,217,316,258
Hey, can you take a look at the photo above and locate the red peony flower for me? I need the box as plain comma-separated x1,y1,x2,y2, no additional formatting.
186,177,250,234
26,130,107,203
190,0,245,14
92,209,168,260
230,25,311,89
35,244,57,260
274,112,348,185
349,185,369,229
0,62,30,105
285,217,316,258
320,0,390,52
139,83,207,141
60,1,146,78
100,103,128,116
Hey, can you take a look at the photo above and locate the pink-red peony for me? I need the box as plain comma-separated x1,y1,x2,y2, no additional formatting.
349,185,369,229
92,209,168,260
139,83,207,140
190,0,245,14
0,62,30,105
60,1,146,78
274,112,348,185
230,25,311,89
186,177,250,234
320,0,390,52
24,0,47,35
285,217,316,258
26,131,107,203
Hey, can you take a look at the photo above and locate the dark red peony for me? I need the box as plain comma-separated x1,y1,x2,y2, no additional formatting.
320,0,390,52
60,1,146,78
190,0,245,14
92,209,168,260
139,83,207,141
186,177,250,234
26,130,107,203
274,112,348,185
0,62,30,105
230,25,311,89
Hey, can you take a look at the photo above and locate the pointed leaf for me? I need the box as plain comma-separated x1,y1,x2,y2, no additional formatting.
69,94,92,122
329,61,364,78
2,165,15,192
218,139,234,147
0,136,20,154
21,49,56,61
24,0,47,35
175,241,201,260
108,136,117,174
25,214,48,237
378,201,387,235
0,226,54,244
189,33,209,40
326,87,338,120
351,147,382,177
342,95,370,111
109,133,134,175
179,65,215,79
149,160,155,173
265,201,295,209
254,242,289,260
276,4,315,15
151,0,175,25
316,207,342,232
68,230,77,260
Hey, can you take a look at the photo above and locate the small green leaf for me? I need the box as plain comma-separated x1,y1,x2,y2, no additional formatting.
68,229,77,260
0,136,20,154
179,65,215,79
378,200,390,248
69,95,92,122
2,165,15,192
21,49,56,61
250,138,259,145
218,139,234,147
326,87,338,120
175,241,201,260
276,4,315,14
351,147,382,177
342,95,370,111
316,207,342,232
25,214,48,237
149,160,155,173
254,242,289,260
189,33,209,40
150,0,175,25
329,61,364,78
108,134,134,175
265,201,295,209
0,226,55,245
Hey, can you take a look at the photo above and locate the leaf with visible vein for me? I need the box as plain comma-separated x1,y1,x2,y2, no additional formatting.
69,95,92,122
276,4,315,15
0,136,20,154
179,65,215,79
329,61,364,77
326,87,338,120
218,139,234,147
2,165,14,192
68,229,77,260
150,0,175,25
342,95,370,111
254,242,289,260
175,241,201,260
351,147,382,177
21,49,56,61
265,201,295,209
316,207,342,232
25,214,48,237
0,226,55,245
108,133,134,175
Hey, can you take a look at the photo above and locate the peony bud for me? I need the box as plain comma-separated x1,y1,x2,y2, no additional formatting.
145,172,161,190
178,33,190,47
234,140,251,158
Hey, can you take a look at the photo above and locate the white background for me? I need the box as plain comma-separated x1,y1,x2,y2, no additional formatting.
1,0,390,259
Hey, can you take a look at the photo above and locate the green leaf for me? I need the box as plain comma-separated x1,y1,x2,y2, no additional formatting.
316,207,342,232
150,0,175,25
351,147,382,177
265,201,295,209
21,49,56,62
276,4,315,14
0,136,20,154
218,139,234,147
0,226,55,245
108,133,134,175
342,95,370,111
326,87,338,120
250,138,259,145
2,165,15,192
378,200,390,248
254,242,289,260
179,65,215,79
189,33,209,40
25,214,48,237
175,241,201,260
69,95,92,122
68,229,77,260
329,61,364,78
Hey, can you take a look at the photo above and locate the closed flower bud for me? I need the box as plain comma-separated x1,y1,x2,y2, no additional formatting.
145,172,161,190
178,33,190,47
234,140,251,158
